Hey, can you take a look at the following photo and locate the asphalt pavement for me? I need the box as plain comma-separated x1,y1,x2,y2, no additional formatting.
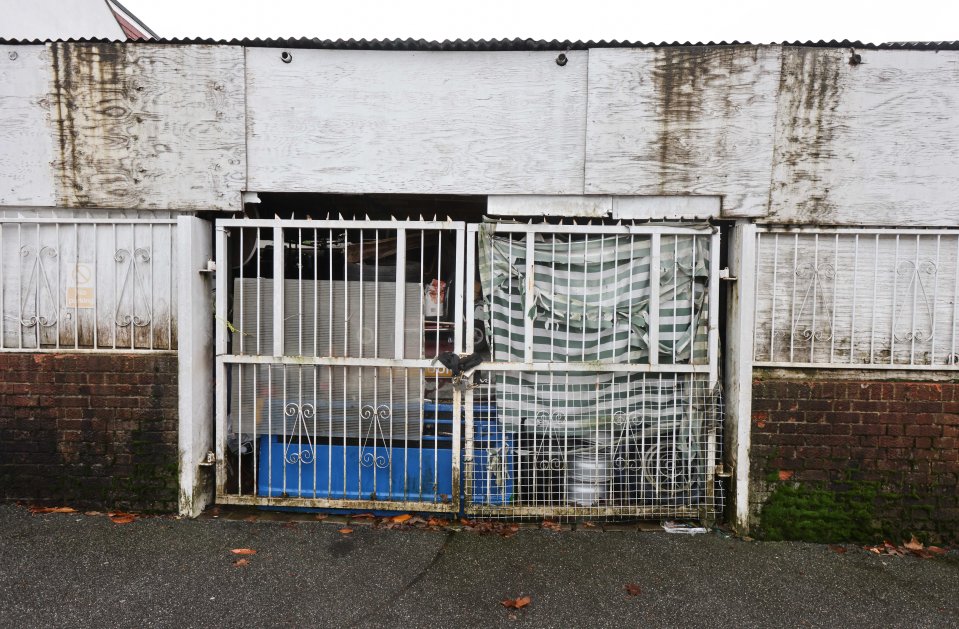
1,504,956,628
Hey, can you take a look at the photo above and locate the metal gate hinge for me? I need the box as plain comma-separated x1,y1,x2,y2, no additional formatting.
715,463,732,478
199,451,216,466
719,268,737,281
199,260,216,275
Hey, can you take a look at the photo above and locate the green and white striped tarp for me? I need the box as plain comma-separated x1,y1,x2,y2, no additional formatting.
477,224,712,444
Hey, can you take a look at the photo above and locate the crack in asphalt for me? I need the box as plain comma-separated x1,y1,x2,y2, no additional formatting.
346,530,457,628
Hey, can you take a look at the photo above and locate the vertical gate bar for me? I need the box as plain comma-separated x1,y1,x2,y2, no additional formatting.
214,224,228,497
298,228,303,356
810,234,819,362
252,363,257,495
930,235,941,365
597,235,605,362
33,225,39,348
419,233,425,500
267,364,273,497
708,230,721,387
237,362,243,494
952,235,959,364
891,235,900,365
789,234,798,362
129,224,135,351
168,223,173,349
17,224,22,349
769,234,777,361
829,234,839,362
256,229,262,355
909,235,920,365
238,228,244,354
581,237,589,359
72,223,78,349
454,227,465,355
53,223,59,349
522,231,534,363
374,230,379,359
149,224,154,350
273,224,285,358
465,227,476,355
705,376,717,517
452,228,464,514
870,235,879,363
313,229,319,496
395,229,407,360
850,235,859,364
673,235,680,364
463,226,477,512
649,233,661,365
626,235,635,362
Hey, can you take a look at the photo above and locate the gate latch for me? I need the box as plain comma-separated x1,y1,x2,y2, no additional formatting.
199,451,216,466
199,260,216,275
719,267,737,281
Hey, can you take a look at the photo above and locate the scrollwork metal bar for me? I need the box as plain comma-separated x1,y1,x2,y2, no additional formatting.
114,247,153,329
360,404,391,469
18,245,59,330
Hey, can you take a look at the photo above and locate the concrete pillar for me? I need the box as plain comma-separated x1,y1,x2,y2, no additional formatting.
724,220,757,533
176,216,214,517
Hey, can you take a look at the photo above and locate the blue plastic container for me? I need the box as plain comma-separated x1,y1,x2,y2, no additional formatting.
256,438,454,502
256,402,513,508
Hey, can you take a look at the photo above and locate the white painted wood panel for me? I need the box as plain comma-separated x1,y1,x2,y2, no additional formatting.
611,196,720,220
488,195,611,217
246,49,588,195
584,46,781,218
769,49,959,226
50,43,245,212
0,46,57,207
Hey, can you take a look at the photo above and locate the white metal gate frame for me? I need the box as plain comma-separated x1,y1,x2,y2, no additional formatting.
214,217,722,518
461,221,722,519
214,218,468,513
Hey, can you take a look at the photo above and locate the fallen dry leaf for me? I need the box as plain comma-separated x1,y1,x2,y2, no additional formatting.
501,596,532,609
541,520,562,532
903,535,924,551
313,514,328,521
625,583,642,596
582,521,596,528
777,470,794,481
339,528,353,535
391,514,413,524
230,548,257,555
109,513,136,525
829,545,847,554
233,558,250,567
244,515,258,523
84,511,103,517
926,546,947,556
29,506,77,514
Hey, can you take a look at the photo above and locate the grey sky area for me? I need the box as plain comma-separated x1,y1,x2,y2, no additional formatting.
124,0,957,44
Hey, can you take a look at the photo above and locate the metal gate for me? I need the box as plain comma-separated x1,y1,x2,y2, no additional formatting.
214,217,722,519
462,222,722,519
214,218,467,512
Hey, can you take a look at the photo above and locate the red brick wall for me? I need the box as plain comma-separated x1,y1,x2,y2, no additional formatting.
750,371,959,543
0,353,179,511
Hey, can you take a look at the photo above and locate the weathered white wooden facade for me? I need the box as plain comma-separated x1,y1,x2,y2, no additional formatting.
1,38,957,527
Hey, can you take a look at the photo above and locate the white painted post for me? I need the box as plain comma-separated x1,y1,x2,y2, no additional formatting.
177,216,215,517
724,220,757,534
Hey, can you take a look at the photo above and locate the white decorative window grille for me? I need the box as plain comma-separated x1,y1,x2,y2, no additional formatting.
0,215,178,351
753,228,959,369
